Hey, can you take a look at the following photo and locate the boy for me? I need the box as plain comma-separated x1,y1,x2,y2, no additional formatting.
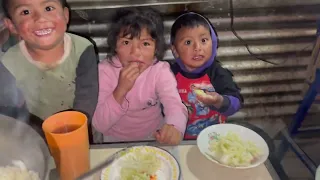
0,0,99,140
170,12,243,139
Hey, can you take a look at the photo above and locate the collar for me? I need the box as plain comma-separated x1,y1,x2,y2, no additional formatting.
19,33,71,70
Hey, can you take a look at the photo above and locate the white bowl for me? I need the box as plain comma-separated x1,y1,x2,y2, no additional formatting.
197,123,269,169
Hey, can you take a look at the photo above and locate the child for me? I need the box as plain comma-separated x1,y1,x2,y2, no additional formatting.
170,12,243,139
93,7,188,145
0,0,98,128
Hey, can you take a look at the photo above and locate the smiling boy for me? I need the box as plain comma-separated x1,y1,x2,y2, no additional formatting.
0,0,99,132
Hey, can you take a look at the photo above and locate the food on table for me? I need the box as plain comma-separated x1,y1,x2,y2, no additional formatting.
0,160,40,180
120,151,160,180
208,132,261,167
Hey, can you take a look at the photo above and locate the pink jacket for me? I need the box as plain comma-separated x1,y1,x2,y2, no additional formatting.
93,57,188,140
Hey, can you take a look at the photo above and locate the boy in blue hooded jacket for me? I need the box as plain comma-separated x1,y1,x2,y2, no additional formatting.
170,12,244,139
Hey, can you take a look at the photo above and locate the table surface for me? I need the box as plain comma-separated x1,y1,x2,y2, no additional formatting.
47,140,279,180
47,120,316,180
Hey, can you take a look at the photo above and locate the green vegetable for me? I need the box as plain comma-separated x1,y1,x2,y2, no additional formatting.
120,151,160,180
120,169,150,180
208,132,260,167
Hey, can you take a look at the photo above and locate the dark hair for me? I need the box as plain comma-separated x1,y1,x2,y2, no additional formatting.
107,7,166,61
170,12,218,46
1,0,68,19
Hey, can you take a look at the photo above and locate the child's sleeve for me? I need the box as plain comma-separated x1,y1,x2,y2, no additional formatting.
73,45,99,121
0,62,26,117
210,62,244,116
156,62,188,134
92,62,129,134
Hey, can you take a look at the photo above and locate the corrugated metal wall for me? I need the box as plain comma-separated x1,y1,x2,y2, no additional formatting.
66,0,320,123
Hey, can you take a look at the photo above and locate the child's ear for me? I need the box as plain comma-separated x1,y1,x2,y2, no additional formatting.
63,7,70,23
4,18,17,35
171,45,179,59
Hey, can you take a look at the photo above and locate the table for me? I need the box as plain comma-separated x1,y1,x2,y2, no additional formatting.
47,141,278,180
47,120,316,180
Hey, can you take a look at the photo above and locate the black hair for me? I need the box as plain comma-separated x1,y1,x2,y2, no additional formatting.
170,12,219,47
107,7,166,61
1,0,68,19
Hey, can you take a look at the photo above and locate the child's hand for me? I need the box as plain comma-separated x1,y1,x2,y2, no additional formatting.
154,124,182,145
118,62,140,92
197,91,224,109
113,62,140,103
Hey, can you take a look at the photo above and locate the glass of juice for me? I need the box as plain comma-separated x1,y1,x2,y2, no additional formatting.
42,111,90,180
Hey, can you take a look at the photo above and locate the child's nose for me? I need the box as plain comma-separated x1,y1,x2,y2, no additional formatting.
193,41,201,51
130,43,141,57
32,11,46,22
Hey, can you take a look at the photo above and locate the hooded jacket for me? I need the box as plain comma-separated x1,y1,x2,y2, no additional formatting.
170,12,243,139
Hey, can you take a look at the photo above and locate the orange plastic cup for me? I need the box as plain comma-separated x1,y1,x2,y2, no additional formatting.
42,111,90,180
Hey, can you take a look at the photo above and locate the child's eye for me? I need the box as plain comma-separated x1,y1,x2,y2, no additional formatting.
122,41,129,45
45,6,55,11
202,38,208,43
184,40,191,45
21,10,30,15
143,42,150,46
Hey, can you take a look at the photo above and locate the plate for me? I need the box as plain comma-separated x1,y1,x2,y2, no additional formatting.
100,146,180,180
197,123,269,169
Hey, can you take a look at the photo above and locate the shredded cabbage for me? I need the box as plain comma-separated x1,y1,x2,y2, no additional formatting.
0,160,40,180
120,151,160,180
208,132,261,167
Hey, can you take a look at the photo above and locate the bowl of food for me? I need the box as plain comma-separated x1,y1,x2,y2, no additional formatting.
100,146,180,180
0,114,50,180
197,123,269,169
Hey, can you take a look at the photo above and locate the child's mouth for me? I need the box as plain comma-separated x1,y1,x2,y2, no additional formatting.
130,60,144,64
129,60,144,72
34,28,53,36
192,55,204,61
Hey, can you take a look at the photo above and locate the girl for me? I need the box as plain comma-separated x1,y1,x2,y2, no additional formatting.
93,7,188,145
170,12,243,139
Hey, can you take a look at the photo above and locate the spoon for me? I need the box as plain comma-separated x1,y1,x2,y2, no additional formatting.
77,142,159,180
76,147,130,180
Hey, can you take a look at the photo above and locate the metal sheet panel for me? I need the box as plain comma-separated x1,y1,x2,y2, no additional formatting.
66,0,320,121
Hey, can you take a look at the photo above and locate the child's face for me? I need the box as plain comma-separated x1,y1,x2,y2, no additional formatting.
116,28,156,72
172,25,212,71
4,0,69,51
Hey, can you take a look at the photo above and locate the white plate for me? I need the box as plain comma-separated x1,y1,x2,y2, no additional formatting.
197,123,269,169
100,146,180,180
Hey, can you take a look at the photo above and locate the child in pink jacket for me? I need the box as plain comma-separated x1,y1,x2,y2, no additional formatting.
93,7,188,145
